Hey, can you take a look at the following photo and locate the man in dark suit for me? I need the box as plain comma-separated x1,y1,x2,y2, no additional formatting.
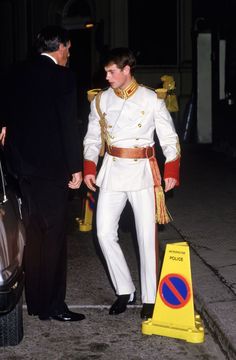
2,26,85,321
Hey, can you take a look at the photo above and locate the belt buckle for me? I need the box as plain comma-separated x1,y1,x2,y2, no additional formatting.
145,146,154,158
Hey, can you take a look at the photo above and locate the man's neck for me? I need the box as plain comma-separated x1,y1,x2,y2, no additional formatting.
114,78,138,99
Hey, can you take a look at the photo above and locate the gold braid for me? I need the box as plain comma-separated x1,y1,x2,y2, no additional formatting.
95,91,109,156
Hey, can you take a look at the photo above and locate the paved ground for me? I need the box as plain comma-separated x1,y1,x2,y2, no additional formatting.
164,144,236,359
0,230,227,360
1,143,236,359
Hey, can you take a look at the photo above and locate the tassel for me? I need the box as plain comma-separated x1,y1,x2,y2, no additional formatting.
155,186,173,224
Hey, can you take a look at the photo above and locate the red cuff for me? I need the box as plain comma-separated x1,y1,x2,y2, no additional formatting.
164,157,180,186
83,160,96,177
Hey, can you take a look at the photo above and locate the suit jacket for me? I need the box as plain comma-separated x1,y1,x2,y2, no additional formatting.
84,85,180,191
3,55,82,182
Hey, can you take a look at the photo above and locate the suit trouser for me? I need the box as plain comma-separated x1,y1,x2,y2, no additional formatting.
96,187,158,304
19,176,68,317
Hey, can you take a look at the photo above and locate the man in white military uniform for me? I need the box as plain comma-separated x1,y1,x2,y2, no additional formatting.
83,48,180,319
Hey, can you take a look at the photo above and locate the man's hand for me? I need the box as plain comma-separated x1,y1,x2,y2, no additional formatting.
164,177,177,192
0,127,6,146
68,171,82,189
84,174,96,192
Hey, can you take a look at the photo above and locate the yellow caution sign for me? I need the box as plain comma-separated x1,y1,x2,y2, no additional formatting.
142,242,204,343
76,192,95,232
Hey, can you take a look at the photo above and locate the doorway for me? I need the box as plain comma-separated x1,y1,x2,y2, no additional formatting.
69,28,92,133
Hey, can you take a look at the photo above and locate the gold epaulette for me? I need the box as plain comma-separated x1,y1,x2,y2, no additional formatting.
87,88,102,102
87,87,109,102
155,88,167,99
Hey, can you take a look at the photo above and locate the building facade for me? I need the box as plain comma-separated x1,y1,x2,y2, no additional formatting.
1,0,235,152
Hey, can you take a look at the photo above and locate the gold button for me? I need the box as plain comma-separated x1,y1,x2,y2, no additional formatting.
141,111,145,115
134,159,138,162
112,157,116,161
138,123,142,127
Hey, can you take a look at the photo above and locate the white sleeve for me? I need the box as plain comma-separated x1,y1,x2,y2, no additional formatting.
83,98,102,165
154,99,180,163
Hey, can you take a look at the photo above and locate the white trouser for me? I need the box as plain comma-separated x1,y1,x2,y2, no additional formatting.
96,187,158,304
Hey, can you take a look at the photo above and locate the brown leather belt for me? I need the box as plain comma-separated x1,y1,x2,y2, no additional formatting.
107,146,155,159
106,145,171,224
107,146,159,185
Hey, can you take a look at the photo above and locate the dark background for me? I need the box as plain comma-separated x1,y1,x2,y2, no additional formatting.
1,0,236,154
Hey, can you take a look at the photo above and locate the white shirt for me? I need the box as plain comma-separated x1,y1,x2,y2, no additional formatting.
41,53,57,64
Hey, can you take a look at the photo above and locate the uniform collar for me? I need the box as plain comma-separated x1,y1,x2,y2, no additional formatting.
113,78,139,99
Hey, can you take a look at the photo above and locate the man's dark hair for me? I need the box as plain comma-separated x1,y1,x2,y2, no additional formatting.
102,47,136,75
34,25,70,54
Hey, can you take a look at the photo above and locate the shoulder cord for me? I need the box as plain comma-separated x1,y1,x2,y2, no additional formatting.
95,91,107,156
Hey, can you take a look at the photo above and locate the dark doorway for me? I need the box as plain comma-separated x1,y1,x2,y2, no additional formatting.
69,28,92,133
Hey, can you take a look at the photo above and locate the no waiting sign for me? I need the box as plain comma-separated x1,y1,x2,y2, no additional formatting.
159,273,191,309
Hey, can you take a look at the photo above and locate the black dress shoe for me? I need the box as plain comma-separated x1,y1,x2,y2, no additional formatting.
109,292,136,315
51,310,85,322
140,303,155,319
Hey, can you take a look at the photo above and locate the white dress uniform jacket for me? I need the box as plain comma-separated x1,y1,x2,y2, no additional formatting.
84,84,180,188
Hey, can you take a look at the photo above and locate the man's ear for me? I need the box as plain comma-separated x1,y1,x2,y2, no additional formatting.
58,43,64,53
123,65,130,75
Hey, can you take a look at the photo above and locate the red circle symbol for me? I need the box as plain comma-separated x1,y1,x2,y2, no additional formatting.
159,273,191,309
